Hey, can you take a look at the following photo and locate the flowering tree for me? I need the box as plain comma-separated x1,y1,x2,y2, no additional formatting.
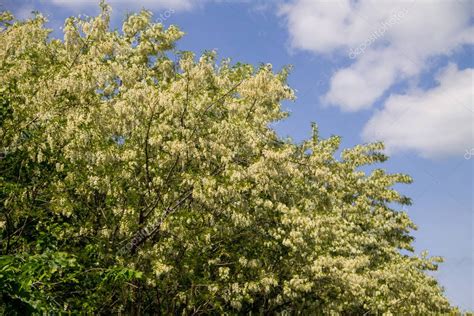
0,3,455,314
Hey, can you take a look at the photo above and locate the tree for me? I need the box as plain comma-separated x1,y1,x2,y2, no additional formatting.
0,3,456,314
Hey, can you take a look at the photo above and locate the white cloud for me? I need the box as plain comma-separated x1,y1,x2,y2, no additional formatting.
323,48,419,111
280,0,473,111
362,64,473,158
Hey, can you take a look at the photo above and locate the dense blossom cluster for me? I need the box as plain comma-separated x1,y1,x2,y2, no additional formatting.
0,3,456,314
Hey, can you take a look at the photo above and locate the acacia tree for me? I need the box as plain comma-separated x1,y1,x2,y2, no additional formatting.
0,3,456,314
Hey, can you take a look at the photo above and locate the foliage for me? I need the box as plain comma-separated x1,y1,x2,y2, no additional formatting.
0,3,457,314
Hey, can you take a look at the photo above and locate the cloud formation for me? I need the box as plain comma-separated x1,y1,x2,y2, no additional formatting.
280,0,473,157
280,0,473,111
362,64,473,158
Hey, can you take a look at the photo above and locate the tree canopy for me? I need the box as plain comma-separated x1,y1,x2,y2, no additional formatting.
0,3,457,314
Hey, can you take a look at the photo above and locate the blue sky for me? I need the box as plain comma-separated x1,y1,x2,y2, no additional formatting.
4,0,473,310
